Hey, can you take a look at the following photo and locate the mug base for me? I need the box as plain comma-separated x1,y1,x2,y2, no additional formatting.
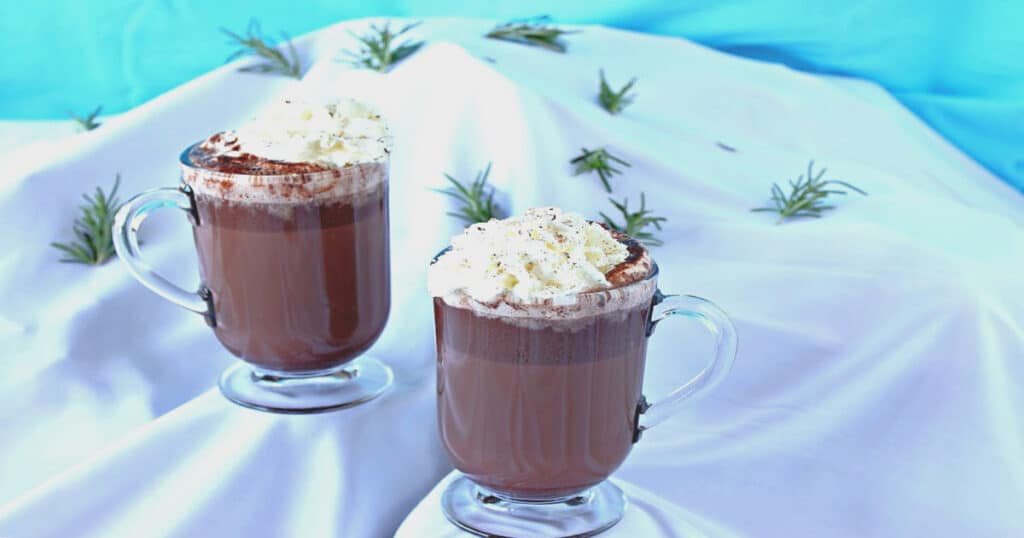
218,355,393,414
441,475,625,538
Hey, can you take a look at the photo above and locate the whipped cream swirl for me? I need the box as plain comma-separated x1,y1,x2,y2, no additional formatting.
428,207,647,305
200,95,392,168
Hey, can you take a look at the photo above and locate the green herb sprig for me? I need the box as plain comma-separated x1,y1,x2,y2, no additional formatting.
70,106,102,131
223,20,302,79
598,70,636,115
600,193,667,247
752,161,867,224
571,147,631,193
344,21,424,72
485,16,575,53
51,175,123,265
434,163,505,224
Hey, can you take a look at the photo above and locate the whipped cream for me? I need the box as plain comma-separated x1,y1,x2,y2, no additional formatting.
183,95,392,205
428,207,642,305
202,95,392,168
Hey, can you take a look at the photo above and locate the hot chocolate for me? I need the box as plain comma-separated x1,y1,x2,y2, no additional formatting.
428,208,737,536
113,94,398,413
434,295,649,500
185,149,389,373
182,96,393,374
429,208,654,500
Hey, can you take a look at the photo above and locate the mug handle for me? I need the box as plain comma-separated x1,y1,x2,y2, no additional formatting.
634,292,738,442
112,184,216,327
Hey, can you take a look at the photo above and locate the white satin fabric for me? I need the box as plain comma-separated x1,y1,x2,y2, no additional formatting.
1,18,1022,538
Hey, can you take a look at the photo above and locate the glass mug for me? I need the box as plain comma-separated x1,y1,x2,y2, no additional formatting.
434,260,738,537
112,144,394,413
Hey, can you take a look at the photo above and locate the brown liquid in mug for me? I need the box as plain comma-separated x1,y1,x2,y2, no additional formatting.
435,299,650,501
187,155,390,374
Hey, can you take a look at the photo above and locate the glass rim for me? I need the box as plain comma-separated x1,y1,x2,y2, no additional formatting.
178,141,390,181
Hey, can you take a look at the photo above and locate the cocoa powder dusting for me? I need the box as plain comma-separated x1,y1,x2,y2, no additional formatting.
182,135,387,204
188,143,333,176
603,228,650,287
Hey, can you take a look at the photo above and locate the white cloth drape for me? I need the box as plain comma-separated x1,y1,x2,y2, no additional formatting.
1,18,1022,538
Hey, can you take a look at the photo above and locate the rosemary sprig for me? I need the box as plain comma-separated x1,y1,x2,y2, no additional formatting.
70,106,102,131
344,21,424,72
222,20,302,79
600,193,667,247
570,147,631,193
752,160,867,224
433,162,505,224
51,175,123,265
485,16,575,53
598,70,636,115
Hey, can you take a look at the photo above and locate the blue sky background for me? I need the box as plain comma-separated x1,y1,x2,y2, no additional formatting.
2,1,1022,191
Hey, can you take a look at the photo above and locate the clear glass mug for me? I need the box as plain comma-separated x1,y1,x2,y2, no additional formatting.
433,261,738,537
112,144,394,413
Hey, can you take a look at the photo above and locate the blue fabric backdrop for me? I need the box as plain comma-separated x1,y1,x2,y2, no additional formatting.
3,1,1022,192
